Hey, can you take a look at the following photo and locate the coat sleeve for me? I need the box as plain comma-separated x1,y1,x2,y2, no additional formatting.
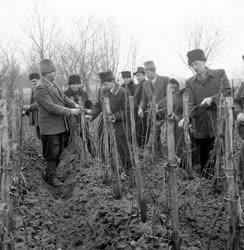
30,103,38,111
212,70,231,105
186,83,206,118
114,90,130,122
35,85,72,117
63,95,76,108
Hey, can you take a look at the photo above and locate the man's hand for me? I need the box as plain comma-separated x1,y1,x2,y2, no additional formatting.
201,97,212,106
85,109,92,115
178,118,184,128
70,108,81,116
85,115,92,121
74,104,80,109
108,113,116,123
23,105,30,111
138,107,144,118
237,113,244,123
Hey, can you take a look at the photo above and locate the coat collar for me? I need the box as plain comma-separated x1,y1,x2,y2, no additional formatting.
41,77,64,102
111,83,121,96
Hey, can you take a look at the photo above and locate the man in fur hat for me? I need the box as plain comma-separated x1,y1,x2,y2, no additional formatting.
180,49,231,175
64,74,94,156
138,60,169,153
88,70,132,177
35,59,82,187
121,71,137,96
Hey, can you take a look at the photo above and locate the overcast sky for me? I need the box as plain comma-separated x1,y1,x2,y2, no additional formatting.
1,0,244,79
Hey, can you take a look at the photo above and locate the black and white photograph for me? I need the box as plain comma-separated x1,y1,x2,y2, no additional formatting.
0,0,244,249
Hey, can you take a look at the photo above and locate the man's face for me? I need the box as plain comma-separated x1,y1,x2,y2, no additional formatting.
170,83,180,93
30,79,39,87
70,84,81,91
190,60,206,74
145,69,156,80
136,73,145,83
101,81,114,90
45,72,55,82
123,78,131,85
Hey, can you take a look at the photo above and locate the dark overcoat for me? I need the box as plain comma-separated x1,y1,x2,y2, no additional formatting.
92,84,131,167
186,68,231,139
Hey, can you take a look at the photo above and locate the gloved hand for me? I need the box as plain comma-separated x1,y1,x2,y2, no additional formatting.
201,97,212,106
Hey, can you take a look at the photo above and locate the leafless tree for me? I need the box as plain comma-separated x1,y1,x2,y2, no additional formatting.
55,17,120,96
23,4,60,72
178,21,226,70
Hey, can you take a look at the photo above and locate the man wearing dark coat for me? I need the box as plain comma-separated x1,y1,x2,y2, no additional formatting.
35,59,81,187
121,71,136,96
89,71,132,175
64,74,94,156
138,60,169,153
133,67,147,147
183,49,231,174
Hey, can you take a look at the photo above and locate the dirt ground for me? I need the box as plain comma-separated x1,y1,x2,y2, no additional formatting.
12,133,244,250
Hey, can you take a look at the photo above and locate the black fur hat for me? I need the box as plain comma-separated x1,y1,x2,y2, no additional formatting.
68,75,81,85
29,73,40,80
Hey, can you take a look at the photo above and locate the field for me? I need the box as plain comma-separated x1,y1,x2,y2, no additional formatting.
10,128,244,250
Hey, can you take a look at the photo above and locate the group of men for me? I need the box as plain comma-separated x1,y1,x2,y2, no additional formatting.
24,48,244,189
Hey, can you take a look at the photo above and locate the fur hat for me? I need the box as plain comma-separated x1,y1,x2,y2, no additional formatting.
133,67,145,75
68,75,81,85
40,59,56,74
29,72,40,80
144,60,156,70
99,71,115,83
187,49,206,66
121,71,131,78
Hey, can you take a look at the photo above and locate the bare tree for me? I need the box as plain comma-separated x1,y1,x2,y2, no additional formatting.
0,42,20,100
55,17,120,96
23,4,60,72
178,20,226,70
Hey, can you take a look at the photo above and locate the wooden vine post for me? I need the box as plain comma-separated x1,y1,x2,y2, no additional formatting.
78,97,88,159
149,96,157,160
129,96,147,222
166,84,181,249
224,96,241,250
103,97,122,199
102,100,111,184
0,98,13,250
213,93,225,192
182,90,193,178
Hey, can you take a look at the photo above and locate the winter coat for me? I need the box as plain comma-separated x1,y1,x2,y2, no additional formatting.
186,68,231,139
139,75,169,111
91,84,131,167
35,78,76,135
134,78,146,107
64,87,93,109
122,80,137,96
